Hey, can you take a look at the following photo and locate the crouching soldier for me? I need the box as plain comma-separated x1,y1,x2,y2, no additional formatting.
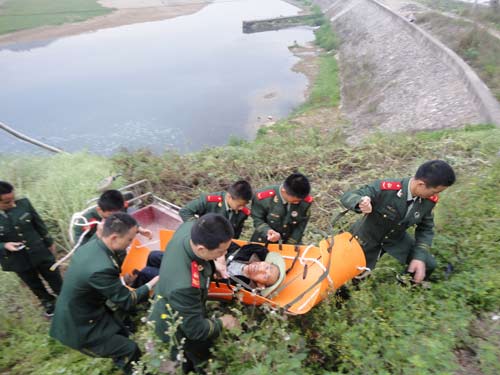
179,180,253,239
251,173,313,245
50,213,159,374
150,213,238,374
340,160,456,283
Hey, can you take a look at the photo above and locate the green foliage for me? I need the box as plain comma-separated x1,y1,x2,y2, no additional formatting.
0,152,120,250
315,23,339,52
208,306,309,375
415,9,500,100
0,0,111,35
302,55,340,110
133,303,185,375
0,271,118,374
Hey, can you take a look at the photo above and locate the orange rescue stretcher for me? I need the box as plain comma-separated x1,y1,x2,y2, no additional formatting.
122,204,367,315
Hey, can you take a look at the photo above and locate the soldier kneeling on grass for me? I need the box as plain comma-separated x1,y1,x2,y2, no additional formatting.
50,213,159,375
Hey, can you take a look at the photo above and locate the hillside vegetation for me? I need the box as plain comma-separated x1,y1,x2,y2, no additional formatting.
1,9,499,375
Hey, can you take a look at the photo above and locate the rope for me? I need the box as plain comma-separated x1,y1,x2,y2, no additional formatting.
0,121,67,154
50,214,93,271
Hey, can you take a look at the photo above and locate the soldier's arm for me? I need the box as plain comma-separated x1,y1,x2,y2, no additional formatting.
179,194,206,222
251,199,271,239
168,287,223,341
413,209,435,262
288,206,311,244
27,199,54,248
340,181,380,213
89,269,150,310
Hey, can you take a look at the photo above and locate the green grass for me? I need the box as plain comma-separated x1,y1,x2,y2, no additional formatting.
416,11,500,101
0,0,111,35
1,7,500,374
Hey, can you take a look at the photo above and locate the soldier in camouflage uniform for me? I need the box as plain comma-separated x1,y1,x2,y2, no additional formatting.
250,173,313,245
340,160,456,283
50,213,158,375
0,181,62,316
150,214,238,374
179,180,252,239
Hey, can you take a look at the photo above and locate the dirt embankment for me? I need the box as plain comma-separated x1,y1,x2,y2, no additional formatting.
0,0,210,47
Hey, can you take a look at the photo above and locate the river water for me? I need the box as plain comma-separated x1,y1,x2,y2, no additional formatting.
0,0,314,155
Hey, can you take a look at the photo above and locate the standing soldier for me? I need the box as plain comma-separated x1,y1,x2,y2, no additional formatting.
50,213,158,375
179,180,252,239
251,173,313,245
150,213,238,374
0,181,62,317
340,160,456,283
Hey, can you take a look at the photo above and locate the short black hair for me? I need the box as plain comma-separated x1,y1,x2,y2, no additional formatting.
98,190,124,212
283,173,310,199
227,180,252,201
102,212,138,237
0,181,14,195
191,213,234,250
415,160,456,188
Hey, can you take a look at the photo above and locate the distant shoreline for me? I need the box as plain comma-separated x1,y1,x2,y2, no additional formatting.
0,0,210,47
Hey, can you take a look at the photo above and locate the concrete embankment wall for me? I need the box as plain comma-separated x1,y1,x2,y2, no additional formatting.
313,0,500,140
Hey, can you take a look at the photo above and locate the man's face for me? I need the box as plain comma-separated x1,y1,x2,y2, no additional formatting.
0,192,16,210
281,189,302,205
108,226,138,251
413,181,448,199
226,194,248,212
245,261,279,286
193,239,232,261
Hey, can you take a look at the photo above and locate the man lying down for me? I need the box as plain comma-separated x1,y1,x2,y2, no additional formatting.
124,243,286,297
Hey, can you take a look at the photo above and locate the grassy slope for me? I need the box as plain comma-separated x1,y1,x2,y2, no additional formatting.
0,0,111,35
412,1,500,101
1,15,499,375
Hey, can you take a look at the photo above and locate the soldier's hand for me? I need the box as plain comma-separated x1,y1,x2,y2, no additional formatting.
407,259,426,283
123,273,138,286
358,196,372,214
267,229,281,242
146,275,160,290
220,314,239,330
214,256,229,279
5,242,24,252
138,227,153,240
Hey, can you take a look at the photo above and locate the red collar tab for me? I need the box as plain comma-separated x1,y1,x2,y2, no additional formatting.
206,195,223,203
380,181,402,191
256,189,276,200
83,218,99,232
303,195,313,204
191,260,201,288
427,195,439,203
124,201,129,209
241,207,251,216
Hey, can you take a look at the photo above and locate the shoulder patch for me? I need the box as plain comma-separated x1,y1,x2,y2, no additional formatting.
206,195,223,203
380,181,402,191
303,195,313,204
257,189,276,200
83,218,99,232
427,195,439,203
191,260,201,288
241,207,251,216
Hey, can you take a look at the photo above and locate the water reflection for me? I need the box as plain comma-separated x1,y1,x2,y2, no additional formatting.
0,0,314,155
